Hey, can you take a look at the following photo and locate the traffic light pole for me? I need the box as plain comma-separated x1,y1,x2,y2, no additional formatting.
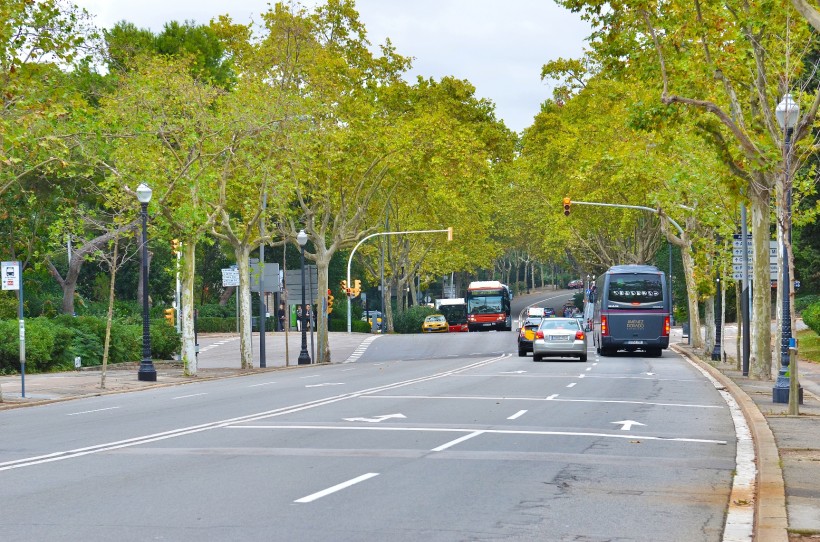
346,227,453,333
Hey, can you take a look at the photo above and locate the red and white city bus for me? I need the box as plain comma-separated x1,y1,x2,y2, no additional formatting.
466,281,512,332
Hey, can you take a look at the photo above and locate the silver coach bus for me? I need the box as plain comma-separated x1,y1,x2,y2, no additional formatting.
592,264,670,357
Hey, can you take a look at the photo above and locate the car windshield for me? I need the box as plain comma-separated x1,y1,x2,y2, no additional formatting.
539,319,579,331
427,315,445,322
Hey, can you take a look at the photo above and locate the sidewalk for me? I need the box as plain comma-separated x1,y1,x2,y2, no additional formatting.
671,322,820,542
0,331,376,408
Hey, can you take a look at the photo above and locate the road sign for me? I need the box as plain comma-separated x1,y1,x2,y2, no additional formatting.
2,261,20,291
221,267,239,287
250,262,280,293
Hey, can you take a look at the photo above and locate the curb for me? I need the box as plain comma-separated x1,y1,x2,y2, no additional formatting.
671,344,788,542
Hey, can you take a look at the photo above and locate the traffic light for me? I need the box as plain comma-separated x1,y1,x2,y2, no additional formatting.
562,197,571,216
353,279,361,296
447,226,453,241
341,279,348,292
163,308,175,326
171,238,181,255
327,289,334,314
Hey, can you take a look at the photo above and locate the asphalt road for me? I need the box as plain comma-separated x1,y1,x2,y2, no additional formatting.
0,307,740,541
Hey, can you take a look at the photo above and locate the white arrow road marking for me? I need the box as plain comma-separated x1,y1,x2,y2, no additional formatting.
305,383,345,388
342,413,407,423
294,473,380,503
612,420,646,431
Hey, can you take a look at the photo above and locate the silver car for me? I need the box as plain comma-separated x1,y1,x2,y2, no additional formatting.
532,317,589,362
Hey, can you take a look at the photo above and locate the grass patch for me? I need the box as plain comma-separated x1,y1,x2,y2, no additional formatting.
796,328,820,365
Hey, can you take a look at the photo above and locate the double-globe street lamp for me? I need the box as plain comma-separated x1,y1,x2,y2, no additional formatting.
773,93,801,404
297,229,311,365
136,183,157,382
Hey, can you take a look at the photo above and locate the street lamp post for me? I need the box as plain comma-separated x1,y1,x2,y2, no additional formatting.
712,274,722,361
296,230,311,365
136,183,157,382
773,93,802,404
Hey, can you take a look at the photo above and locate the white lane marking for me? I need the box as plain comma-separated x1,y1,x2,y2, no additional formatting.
248,381,277,387
343,413,406,423
67,407,120,416
681,356,755,542
578,374,585,378
507,410,528,420
364,395,722,409
294,473,379,503
501,371,527,374
340,368,357,372
585,367,592,371
300,374,321,379
305,383,344,388
566,383,577,388
431,431,485,451
342,335,383,363
232,425,727,445
172,393,207,400
197,336,239,354
0,353,511,473
612,420,645,431
592,363,598,366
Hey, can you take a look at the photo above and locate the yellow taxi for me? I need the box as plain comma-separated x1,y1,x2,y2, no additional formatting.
422,314,448,333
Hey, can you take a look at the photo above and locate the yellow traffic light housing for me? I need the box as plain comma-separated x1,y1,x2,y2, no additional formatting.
353,279,361,296
171,238,181,255
341,279,348,292
447,226,453,241
327,289,334,314
562,197,571,216
163,308,175,326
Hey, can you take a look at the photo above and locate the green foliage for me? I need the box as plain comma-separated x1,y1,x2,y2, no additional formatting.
802,303,820,336
0,318,56,373
150,320,181,360
197,317,237,333
0,295,17,319
393,305,438,334
795,295,820,314
328,317,371,333
197,304,234,318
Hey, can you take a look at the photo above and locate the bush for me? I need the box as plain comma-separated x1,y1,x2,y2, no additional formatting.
197,304,234,318
149,319,181,360
796,295,820,314
392,305,437,334
197,317,237,333
53,315,139,365
328,317,371,333
802,302,820,335
0,318,56,373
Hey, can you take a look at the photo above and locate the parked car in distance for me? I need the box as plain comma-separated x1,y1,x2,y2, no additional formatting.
422,314,448,333
517,319,541,356
532,317,588,362
567,279,584,289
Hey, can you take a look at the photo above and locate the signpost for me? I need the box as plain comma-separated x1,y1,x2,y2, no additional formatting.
730,238,778,281
2,261,24,398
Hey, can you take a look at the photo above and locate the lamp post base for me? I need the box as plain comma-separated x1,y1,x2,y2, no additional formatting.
772,377,803,404
297,352,311,365
138,359,157,381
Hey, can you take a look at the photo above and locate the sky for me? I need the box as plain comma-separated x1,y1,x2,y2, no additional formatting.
71,0,592,133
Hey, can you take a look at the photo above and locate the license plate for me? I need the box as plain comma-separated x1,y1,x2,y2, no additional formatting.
549,335,570,341
626,340,645,345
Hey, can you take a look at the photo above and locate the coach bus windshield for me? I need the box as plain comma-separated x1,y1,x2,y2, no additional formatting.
607,274,664,308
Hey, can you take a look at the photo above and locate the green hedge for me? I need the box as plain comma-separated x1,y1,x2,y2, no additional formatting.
328,317,372,333
803,303,820,335
197,317,238,333
796,295,820,314
0,316,180,374
393,305,437,334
